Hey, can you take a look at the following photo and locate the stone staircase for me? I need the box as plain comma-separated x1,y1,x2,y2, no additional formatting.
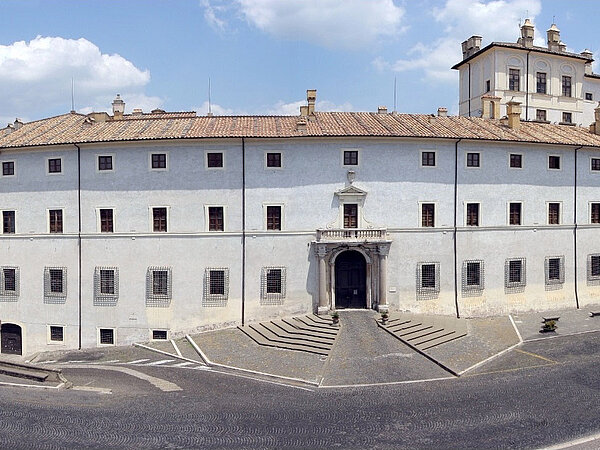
238,315,339,356
379,314,467,351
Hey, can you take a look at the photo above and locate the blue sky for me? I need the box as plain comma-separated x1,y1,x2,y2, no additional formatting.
0,0,599,124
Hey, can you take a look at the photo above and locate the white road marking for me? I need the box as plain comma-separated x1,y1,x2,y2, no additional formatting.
144,359,175,366
544,431,600,449
39,360,56,364
72,386,112,395
171,361,194,367
126,359,150,364
63,365,182,392
171,339,182,357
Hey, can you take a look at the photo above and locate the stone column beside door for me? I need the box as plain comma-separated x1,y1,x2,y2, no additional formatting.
377,244,390,313
316,245,329,314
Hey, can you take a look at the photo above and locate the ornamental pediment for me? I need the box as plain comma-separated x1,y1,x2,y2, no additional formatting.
335,185,367,200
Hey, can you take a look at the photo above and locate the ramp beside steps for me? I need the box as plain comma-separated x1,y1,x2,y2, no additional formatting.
379,314,467,351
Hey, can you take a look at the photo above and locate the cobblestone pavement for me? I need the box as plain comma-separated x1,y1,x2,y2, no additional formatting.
0,332,600,448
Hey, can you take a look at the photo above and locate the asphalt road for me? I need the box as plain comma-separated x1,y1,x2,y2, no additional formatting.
2,332,600,449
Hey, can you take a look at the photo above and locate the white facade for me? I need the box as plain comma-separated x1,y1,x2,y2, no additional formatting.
3,124,600,355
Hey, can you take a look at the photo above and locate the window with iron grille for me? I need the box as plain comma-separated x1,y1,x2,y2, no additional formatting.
48,158,62,173
266,152,281,168
94,267,118,306
50,326,64,342
505,258,526,293
586,92,594,101
545,256,565,289
466,152,480,167
207,152,223,168
152,207,167,232
509,69,520,91
152,330,168,340
592,158,600,171
208,206,224,231
421,151,435,167
151,153,167,169
509,203,521,225
146,267,172,307
548,203,560,225
416,262,440,300
591,203,600,224
466,203,479,226
2,210,15,234
562,76,572,97
587,254,600,286
98,155,113,171
562,112,572,124
203,268,229,307
536,109,547,121
266,205,281,230
462,260,484,295
44,267,67,303
510,154,522,168
99,328,114,345
536,72,547,94
99,209,114,233
261,267,287,305
2,161,14,176
421,203,434,227
0,267,19,300
549,155,561,169
343,203,358,228
343,151,358,166
49,209,63,233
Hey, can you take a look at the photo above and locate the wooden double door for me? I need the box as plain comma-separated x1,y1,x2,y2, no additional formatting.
335,250,367,309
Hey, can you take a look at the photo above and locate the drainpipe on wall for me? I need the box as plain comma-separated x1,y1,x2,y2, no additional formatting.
453,138,462,319
574,145,582,309
241,138,246,325
74,143,82,349
525,50,531,121
467,64,471,117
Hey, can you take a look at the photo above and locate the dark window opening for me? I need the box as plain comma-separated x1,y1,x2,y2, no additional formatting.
3,211,15,234
49,269,64,294
344,151,358,166
562,112,572,124
48,158,62,173
50,326,63,342
99,328,114,345
548,203,560,225
421,264,436,288
152,271,168,296
151,153,167,169
508,260,522,284
421,203,434,227
592,203,600,224
548,258,561,280
344,204,358,228
466,262,481,286
152,207,167,232
100,269,115,295
98,155,113,171
467,152,480,167
509,69,520,91
266,206,281,230
209,270,225,295
422,151,435,167
466,203,479,226
2,161,14,176
100,209,113,233
549,155,561,170
49,209,63,233
562,76,572,97
3,268,16,292
536,109,547,121
266,269,282,294
510,154,522,168
536,72,547,94
207,152,223,168
509,203,522,225
152,330,168,340
208,207,224,231
266,152,281,168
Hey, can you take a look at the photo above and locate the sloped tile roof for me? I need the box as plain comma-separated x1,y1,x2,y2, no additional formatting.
1,111,600,149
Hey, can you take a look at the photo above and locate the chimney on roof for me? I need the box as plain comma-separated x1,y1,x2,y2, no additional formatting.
378,106,388,114
300,105,308,116
437,107,448,117
582,49,594,75
547,23,561,51
307,89,317,115
132,108,143,116
461,35,482,59
506,99,522,130
296,118,307,133
13,118,23,130
591,103,600,135
481,95,501,119
519,18,535,48
112,94,125,119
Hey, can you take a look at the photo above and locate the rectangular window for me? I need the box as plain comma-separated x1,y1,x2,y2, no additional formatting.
208,206,224,231
344,204,358,228
146,267,172,306
48,158,62,173
343,150,358,166
49,209,63,233
509,69,520,91
586,92,593,101
421,203,435,228
261,267,287,305
50,326,64,342
266,152,281,168
485,80,490,92
98,155,113,171
536,109,547,121
2,211,15,234
421,151,435,167
152,330,168,340
536,72,547,94
2,161,14,176
99,328,114,345
50,269,64,294
508,260,522,283
203,268,229,306
466,152,480,167
266,205,281,230
510,154,522,168
416,262,440,300
548,202,560,225
207,152,223,168
3,268,16,293
100,269,115,295
509,203,522,225
99,209,114,233
44,267,67,303
421,264,436,288
94,267,119,306
505,258,526,292
462,260,484,294
588,254,600,285
466,203,479,226
562,76,572,97
549,155,561,170
545,256,564,287
266,269,282,294
592,203,600,224
562,112,572,124
592,158,600,171
152,207,167,232
151,153,167,169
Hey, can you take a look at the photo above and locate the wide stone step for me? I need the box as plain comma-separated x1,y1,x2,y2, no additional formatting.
397,325,433,337
405,327,448,342
270,320,336,341
0,364,49,382
238,326,330,356
419,331,468,351
379,314,467,351
259,322,334,346
292,316,339,332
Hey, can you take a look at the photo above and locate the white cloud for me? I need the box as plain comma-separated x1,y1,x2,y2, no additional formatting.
0,36,160,120
204,0,406,49
377,0,542,82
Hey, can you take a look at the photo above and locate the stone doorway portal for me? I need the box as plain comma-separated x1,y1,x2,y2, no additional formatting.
0,323,22,355
335,250,367,309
